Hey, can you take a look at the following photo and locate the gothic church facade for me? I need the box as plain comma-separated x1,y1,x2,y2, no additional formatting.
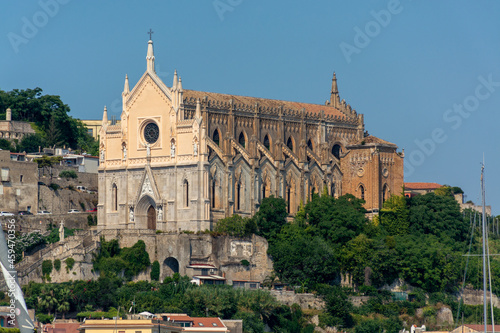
97,39,404,231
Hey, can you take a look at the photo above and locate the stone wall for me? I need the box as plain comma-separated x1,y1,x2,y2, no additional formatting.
3,213,94,233
1,230,273,289
38,186,97,214
270,290,325,310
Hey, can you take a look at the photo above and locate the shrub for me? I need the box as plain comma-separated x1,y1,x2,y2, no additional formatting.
68,185,75,191
80,202,86,210
241,259,250,267
54,259,61,271
42,260,53,277
65,257,75,272
59,170,77,179
36,314,54,324
150,261,160,281
48,183,60,191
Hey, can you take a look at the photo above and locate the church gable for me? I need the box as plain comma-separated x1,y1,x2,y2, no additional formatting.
135,166,161,203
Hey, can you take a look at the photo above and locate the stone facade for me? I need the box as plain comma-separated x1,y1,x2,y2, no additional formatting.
98,39,404,232
0,150,38,213
0,108,35,142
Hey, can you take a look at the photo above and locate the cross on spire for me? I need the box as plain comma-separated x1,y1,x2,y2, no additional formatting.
147,29,154,40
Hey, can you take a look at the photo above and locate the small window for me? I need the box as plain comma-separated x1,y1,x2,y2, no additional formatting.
238,132,246,148
20,175,23,182
286,137,294,152
213,129,220,146
184,180,189,207
332,144,341,159
212,323,218,327
307,139,313,150
249,283,257,289
88,128,93,136
263,135,270,150
359,185,365,200
198,323,204,327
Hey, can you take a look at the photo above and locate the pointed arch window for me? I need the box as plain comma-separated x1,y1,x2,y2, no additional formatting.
307,139,313,151
183,179,189,207
211,178,216,209
213,129,220,146
262,182,267,200
332,144,341,159
287,137,294,152
112,184,118,211
287,186,291,213
263,135,270,150
238,132,246,148
331,182,336,197
359,184,365,201
382,184,389,203
236,182,241,211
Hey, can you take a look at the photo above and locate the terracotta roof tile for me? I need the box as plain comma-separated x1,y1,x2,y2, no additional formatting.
404,182,442,190
465,324,500,332
190,317,225,328
184,90,348,119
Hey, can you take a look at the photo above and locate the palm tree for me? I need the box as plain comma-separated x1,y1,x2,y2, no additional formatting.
38,287,58,315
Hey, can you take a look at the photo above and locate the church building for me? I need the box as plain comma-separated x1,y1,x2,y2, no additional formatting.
97,38,404,232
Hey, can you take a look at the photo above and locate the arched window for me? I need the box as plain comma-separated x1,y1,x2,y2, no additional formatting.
238,132,246,148
287,137,294,152
213,129,220,146
359,185,365,201
112,184,117,211
262,182,266,200
382,184,389,203
287,187,291,213
307,139,313,151
310,186,316,201
332,144,341,159
236,183,241,210
263,135,270,150
331,182,336,197
183,180,189,207
211,179,216,208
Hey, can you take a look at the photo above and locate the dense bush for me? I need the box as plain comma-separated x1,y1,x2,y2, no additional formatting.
59,170,77,179
150,261,160,281
42,260,53,277
54,259,61,271
65,258,75,272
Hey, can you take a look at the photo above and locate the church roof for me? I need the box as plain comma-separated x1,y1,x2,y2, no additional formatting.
404,182,443,190
183,89,350,120
361,135,397,146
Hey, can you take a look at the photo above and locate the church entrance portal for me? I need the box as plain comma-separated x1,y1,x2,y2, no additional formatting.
164,257,179,277
147,206,156,230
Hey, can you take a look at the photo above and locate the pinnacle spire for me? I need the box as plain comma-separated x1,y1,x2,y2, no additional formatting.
330,72,340,107
172,70,178,90
195,98,201,119
123,74,130,95
178,77,183,92
102,106,108,125
146,40,155,73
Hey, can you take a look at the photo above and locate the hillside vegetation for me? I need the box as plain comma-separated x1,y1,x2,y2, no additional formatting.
7,188,500,333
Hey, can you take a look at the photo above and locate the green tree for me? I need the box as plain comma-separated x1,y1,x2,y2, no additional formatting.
380,195,410,236
18,133,44,153
150,261,160,281
254,196,288,242
214,214,255,237
0,139,14,151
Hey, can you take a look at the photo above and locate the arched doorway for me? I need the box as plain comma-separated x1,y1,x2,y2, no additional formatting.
147,206,156,230
164,257,179,276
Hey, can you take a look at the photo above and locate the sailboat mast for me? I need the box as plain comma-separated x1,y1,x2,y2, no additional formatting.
482,163,488,333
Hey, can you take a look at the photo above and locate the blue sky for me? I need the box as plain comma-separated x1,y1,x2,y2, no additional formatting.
1,1,500,214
